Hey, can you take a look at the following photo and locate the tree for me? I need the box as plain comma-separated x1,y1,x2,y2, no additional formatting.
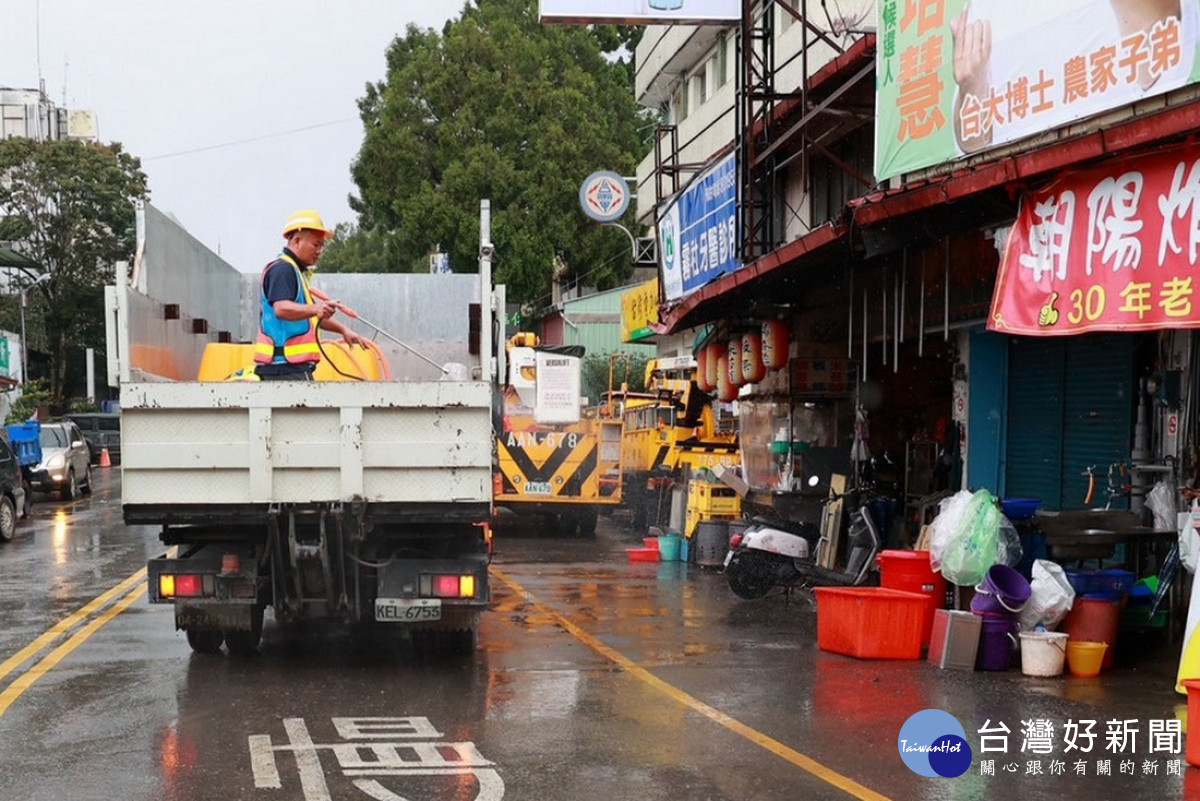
0,138,147,409
580,350,651,406
4,379,50,424
350,0,649,305
317,222,411,274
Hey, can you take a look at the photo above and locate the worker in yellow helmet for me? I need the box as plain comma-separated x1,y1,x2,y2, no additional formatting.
254,209,365,380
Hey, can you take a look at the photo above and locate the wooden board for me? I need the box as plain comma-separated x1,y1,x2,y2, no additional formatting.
816,473,848,569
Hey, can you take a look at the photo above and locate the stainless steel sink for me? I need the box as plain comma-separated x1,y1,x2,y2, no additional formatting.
1034,509,1142,538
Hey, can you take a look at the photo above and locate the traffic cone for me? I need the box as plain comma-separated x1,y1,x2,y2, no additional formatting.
99,447,111,468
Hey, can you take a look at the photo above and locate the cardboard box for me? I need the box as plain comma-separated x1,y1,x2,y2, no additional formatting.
712,463,749,498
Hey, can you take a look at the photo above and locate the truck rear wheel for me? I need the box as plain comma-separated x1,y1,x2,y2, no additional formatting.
412,626,477,657
186,627,224,654
224,606,265,656
450,627,478,655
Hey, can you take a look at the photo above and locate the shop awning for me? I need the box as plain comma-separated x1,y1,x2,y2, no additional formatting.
848,96,1200,228
655,220,848,334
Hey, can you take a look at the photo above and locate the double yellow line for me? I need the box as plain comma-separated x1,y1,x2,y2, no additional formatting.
0,566,151,717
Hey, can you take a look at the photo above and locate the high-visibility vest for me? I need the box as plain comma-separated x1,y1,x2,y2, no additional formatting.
253,254,320,365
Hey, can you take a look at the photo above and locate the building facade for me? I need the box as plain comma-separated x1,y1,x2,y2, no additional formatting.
634,0,1199,530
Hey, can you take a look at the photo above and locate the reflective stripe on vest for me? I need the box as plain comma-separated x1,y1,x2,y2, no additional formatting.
254,254,321,365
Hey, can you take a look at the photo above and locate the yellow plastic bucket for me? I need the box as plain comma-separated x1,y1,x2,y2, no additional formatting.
1067,640,1108,678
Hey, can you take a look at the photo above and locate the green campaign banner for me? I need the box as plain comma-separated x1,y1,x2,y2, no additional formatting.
875,0,1200,181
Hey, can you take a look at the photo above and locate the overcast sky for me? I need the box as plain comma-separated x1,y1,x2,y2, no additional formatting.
0,0,467,272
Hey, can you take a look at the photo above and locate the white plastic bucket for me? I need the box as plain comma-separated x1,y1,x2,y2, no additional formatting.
1018,631,1068,677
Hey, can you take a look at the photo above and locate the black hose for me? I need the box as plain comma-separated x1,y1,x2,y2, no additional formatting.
315,329,368,381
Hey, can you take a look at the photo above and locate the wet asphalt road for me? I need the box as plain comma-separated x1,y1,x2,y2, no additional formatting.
0,469,1197,800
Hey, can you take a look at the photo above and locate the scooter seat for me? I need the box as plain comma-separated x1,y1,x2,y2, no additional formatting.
748,516,819,541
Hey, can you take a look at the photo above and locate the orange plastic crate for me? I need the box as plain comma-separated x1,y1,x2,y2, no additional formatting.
814,587,929,659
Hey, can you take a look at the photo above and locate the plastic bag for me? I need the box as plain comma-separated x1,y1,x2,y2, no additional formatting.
1180,501,1200,574
1018,559,1076,631
939,489,1004,586
996,516,1023,568
1147,476,1178,536
928,490,975,570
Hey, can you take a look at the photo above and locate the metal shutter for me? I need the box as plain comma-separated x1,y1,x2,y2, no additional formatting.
1005,338,1066,504
1005,334,1136,509
1061,336,1136,510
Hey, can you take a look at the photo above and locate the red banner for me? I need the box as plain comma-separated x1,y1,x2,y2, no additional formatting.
989,146,1200,336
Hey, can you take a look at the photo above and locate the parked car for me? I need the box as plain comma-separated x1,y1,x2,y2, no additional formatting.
64,412,121,465
28,422,93,500
0,435,29,540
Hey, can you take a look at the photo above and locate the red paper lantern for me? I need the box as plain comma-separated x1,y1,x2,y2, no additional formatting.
728,339,744,386
741,332,766,384
704,341,722,389
761,319,790,370
695,344,714,392
716,353,737,401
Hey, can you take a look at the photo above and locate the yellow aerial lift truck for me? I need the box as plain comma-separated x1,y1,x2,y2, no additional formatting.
613,356,739,533
494,334,622,536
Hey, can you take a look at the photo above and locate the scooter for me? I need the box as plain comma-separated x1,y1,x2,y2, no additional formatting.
723,490,882,600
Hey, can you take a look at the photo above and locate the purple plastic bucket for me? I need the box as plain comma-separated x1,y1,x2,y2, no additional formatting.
975,615,1019,671
970,564,1032,616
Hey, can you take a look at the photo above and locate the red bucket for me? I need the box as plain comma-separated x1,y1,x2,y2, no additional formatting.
1062,597,1121,670
877,550,947,647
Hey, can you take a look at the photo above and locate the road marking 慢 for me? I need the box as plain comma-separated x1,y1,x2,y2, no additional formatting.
489,566,893,801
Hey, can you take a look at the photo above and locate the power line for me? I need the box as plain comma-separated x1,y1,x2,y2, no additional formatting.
142,117,358,161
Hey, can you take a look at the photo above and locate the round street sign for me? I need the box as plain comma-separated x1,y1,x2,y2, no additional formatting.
579,171,630,222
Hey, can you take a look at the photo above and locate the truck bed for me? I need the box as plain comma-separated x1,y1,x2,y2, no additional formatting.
120,380,492,525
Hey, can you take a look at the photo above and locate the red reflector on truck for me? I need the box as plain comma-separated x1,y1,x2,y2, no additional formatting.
174,574,204,597
159,574,207,598
423,574,477,599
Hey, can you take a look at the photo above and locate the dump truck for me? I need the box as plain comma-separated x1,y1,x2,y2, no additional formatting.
614,356,739,533
493,334,622,536
106,201,502,655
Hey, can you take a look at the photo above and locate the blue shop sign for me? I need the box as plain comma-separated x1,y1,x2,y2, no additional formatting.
658,153,740,302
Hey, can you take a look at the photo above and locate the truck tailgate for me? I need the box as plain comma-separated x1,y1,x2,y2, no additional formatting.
120,381,492,515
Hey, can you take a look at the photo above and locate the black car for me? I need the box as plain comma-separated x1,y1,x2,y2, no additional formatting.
0,436,29,541
63,412,121,465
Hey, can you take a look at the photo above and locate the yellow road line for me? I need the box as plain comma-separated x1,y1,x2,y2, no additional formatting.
490,566,892,801
0,567,148,684
0,583,147,718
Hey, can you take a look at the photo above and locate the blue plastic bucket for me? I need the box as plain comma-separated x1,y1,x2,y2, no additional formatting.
658,535,682,562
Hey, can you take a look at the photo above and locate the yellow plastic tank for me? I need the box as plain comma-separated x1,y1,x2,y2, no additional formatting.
197,343,255,381
197,339,391,381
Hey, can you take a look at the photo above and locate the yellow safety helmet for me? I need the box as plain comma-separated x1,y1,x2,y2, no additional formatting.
282,209,334,239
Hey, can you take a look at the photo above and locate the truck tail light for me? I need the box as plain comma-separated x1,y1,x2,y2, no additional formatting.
422,574,477,598
158,574,207,598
